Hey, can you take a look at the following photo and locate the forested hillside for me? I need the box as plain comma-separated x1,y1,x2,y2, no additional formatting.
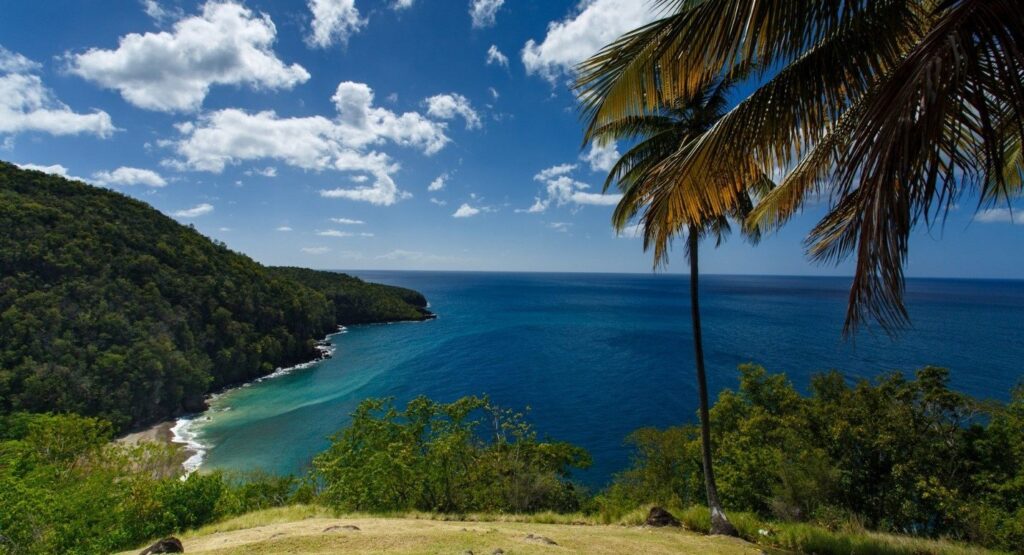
0,161,431,431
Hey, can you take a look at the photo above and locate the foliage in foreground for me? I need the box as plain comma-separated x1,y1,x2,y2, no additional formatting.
0,161,430,432
599,365,1024,551
3,373,1020,555
0,413,309,555
312,396,592,514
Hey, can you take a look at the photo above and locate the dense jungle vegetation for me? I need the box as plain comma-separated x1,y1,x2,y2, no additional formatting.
1,366,1021,554
0,161,430,431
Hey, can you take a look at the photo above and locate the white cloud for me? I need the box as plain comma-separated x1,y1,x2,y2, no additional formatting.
523,163,621,212
330,217,365,225
93,166,167,187
428,172,448,191
0,48,116,138
276,226,293,231
523,0,661,82
470,0,504,28
486,45,509,67
618,223,643,238
317,229,354,237
245,166,277,177
453,203,481,218
69,2,310,112
15,162,90,182
975,208,1024,224
307,0,366,49
302,246,331,254
534,163,576,181
393,0,415,9
488,87,499,99
430,197,447,206
168,81,450,206
549,222,571,232
0,46,40,73
173,203,214,218
425,94,481,130
141,0,183,23
583,141,619,173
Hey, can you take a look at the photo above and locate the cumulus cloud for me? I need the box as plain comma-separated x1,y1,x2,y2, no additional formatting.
582,141,619,172
307,0,366,48
534,163,576,181
975,207,1024,224
428,173,448,192
0,46,40,73
453,203,481,218
470,0,504,28
0,47,116,138
522,163,621,213
15,162,90,182
276,226,293,231
141,0,184,23
522,0,661,82
330,217,365,224
549,222,571,232
173,203,213,218
425,94,481,130
393,0,415,9
430,197,447,206
68,2,310,112
486,45,509,67
167,81,456,206
93,166,167,187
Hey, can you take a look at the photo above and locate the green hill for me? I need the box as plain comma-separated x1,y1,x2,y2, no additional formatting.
0,161,431,431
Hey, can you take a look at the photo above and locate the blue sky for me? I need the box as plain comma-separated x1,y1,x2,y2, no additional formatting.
1,0,1020,277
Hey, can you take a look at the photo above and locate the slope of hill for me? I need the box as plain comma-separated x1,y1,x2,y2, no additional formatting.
0,161,431,431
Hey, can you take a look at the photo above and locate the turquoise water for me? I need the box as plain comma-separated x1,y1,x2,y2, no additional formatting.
190,272,1024,486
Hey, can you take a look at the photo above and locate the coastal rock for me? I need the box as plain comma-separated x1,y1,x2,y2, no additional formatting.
525,533,557,545
181,394,208,413
323,525,361,532
645,506,681,527
139,537,184,554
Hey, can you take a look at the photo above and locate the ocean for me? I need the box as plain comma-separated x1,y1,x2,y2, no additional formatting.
181,272,1024,486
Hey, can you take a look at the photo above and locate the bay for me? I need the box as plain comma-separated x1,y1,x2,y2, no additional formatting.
190,272,1024,486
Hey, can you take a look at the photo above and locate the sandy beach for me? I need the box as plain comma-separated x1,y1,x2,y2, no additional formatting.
117,420,176,446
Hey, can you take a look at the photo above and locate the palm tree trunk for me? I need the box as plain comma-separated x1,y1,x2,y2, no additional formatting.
688,226,738,537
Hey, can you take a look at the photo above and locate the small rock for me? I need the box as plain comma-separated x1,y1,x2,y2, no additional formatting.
525,533,558,545
139,537,184,554
463,551,474,555
323,525,361,532
645,506,681,528
492,549,505,554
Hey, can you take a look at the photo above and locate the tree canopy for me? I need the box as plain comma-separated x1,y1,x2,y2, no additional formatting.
0,161,431,431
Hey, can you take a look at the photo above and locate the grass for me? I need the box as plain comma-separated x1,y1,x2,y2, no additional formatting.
116,505,1005,555
115,505,758,555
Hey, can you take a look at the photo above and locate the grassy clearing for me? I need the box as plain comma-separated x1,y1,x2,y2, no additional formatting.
116,506,757,555
116,505,1004,555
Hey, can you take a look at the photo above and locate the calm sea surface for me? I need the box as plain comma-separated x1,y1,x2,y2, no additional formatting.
189,272,1024,486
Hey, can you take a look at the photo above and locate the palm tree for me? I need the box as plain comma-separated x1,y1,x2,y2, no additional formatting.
589,81,773,536
577,0,1024,335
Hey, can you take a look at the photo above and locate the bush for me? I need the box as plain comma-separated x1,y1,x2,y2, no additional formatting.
312,396,591,514
602,365,1024,551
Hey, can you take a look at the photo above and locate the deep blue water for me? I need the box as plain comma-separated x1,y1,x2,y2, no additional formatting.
191,272,1024,486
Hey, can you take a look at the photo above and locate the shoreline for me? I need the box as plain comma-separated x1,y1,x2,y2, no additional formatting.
114,326,349,475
